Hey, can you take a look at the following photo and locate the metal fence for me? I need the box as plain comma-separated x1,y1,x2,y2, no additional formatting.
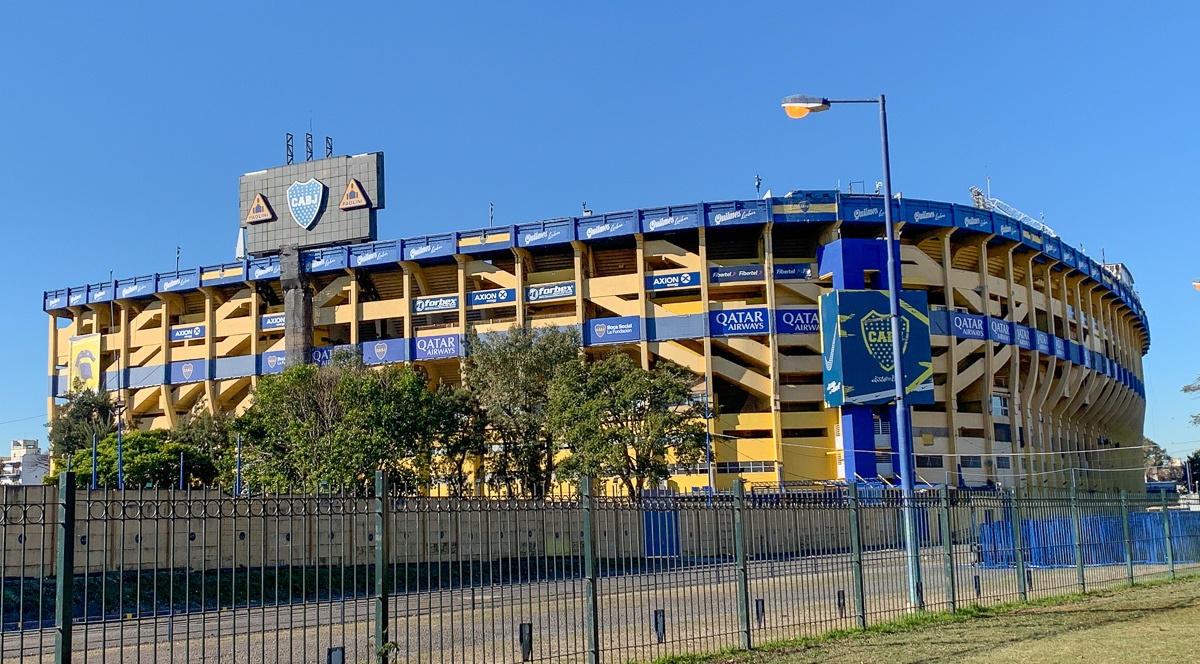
2,472,1195,663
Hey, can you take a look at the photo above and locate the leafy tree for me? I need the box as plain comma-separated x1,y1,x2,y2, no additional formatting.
174,406,237,482
429,386,488,496
56,429,217,488
550,353,707,499
47,388,114,457
235,350,437,492
1185,375,1200,427
463,325,580,497
1143,437,1172,468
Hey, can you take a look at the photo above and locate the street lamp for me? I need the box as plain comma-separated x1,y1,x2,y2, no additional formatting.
782,93,924,608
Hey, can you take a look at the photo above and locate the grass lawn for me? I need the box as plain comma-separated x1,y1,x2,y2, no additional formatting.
656,575,1200,663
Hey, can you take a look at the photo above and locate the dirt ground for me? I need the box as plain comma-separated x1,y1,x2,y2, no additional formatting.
687,576,1199,663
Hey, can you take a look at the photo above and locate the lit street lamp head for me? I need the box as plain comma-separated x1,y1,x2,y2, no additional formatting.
781,94,831,118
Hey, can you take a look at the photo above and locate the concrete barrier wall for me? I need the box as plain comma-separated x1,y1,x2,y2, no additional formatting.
0,489,916,577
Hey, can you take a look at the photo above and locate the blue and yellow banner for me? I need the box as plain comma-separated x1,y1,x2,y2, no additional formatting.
68,333,102,392
820,290,934,407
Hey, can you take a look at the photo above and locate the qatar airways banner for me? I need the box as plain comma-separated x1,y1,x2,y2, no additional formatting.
709,308,769,336
775,308,819,334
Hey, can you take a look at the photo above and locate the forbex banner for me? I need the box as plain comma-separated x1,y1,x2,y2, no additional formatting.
820,289,934,407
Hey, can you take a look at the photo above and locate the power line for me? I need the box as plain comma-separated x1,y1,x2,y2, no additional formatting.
0,414,45,427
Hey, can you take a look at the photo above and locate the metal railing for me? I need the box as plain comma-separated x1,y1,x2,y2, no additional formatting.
1,473,1195,663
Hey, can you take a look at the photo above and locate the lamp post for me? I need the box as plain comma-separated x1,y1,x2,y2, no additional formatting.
782,93,923,608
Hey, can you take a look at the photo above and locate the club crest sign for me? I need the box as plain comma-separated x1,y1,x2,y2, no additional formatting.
374,342,388,360
860,310,909,372
593,322,607,339
287,178,326,230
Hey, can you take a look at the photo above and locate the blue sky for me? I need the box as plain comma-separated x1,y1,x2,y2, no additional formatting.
2,2,1197,458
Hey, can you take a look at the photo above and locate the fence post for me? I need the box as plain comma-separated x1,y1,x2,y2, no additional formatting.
374,471,390,664
847,483,866,629
1161,490,1175,579
1069,486,1086,593
1011,488,1027,602
1120,490,1134,586
55,471,76,664
581,476,601,664
939,485,956,613
732,479,752,651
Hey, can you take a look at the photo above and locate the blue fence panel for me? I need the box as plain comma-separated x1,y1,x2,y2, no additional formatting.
979,511,1200,569
642,508,680,558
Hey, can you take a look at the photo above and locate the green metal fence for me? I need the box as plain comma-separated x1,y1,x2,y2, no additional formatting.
1,472,1194,663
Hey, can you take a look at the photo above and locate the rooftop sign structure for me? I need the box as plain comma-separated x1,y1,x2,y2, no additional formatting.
238,153,384,256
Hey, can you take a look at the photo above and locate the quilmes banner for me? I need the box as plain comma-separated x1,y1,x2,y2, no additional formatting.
820,289,934,407
68,333,103,391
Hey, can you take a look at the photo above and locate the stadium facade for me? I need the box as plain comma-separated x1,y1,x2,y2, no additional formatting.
44,153,1149,493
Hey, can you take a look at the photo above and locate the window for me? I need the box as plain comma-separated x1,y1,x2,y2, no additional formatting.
715,461,775,474
875,453,891,464
990,395,1010,417
996,456,1011,469
994,423,1013,443
873,418,891,436
960,456,983,469
916,455,944,468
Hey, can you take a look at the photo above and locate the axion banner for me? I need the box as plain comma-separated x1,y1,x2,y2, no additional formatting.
820,289,934,407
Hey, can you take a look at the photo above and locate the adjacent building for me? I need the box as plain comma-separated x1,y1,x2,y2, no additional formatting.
1,440,49,485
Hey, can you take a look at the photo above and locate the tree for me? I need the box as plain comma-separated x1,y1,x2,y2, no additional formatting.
173,406,237,483
550,353,707,499
463,325,580,497
1185,375,1200,427
55,429,217,488
235,350,438,492
428,386,488,496
1143,437,1172,468
47,388,114,458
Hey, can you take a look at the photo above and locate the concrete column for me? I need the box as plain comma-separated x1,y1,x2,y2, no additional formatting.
572,242,586,326
250,286,261,389
763,223,784,486
281,246,313,368
635,234,650,369
513,250,527,328
349,269,360,345
698,228,717,485
203,289,217,414
46,314,58,423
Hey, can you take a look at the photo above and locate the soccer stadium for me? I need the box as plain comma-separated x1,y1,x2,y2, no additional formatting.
43,152,1149,493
